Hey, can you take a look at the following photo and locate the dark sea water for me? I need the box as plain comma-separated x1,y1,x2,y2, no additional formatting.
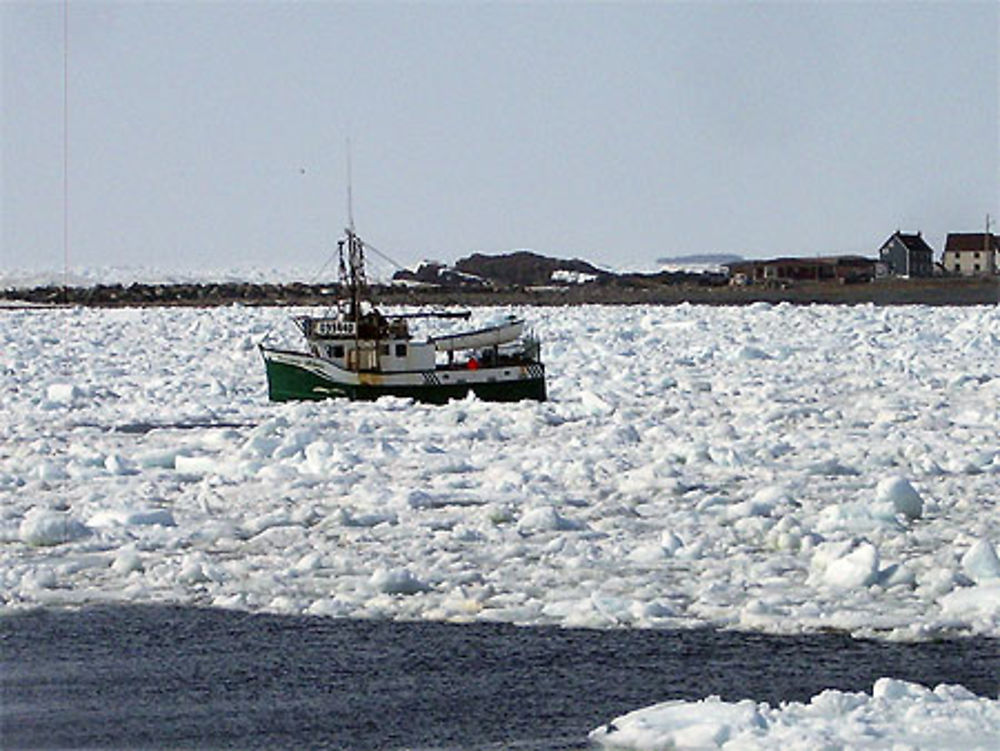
2,604,998,750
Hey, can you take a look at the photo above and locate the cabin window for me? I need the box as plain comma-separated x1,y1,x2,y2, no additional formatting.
380,344,390,356
395,343,407,357
332,345,345,359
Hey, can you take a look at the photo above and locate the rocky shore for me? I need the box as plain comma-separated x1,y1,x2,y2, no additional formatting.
3,276,998,308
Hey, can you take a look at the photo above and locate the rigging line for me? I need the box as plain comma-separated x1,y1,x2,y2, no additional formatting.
359,238,408,273
303,251,337,286
257,236,407,347
255,250,339,347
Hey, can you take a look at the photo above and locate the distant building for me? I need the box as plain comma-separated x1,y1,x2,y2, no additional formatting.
878,231,935,277
725,256,876,284
942,233,1000,276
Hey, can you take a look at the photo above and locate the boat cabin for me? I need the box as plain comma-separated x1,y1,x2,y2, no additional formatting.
295,311,534,375
298,315,436,373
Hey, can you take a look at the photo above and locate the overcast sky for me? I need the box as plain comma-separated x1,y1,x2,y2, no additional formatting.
2,1,998,277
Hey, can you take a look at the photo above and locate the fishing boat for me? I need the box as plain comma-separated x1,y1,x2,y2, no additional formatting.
259,224,547,404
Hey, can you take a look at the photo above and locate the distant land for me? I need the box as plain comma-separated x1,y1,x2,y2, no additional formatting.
656,253,745,267
392,250,615,289
2,248,997,307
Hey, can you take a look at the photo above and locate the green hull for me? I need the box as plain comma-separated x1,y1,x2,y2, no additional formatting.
264,355,546,404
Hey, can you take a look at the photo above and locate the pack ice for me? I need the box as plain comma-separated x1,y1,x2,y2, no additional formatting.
3,302,999,746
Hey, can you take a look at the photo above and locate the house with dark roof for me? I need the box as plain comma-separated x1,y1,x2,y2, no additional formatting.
942,233,1000,276
877,231,935,277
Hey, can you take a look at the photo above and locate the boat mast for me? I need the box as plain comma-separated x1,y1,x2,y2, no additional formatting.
346,228,367,320
346,138,355,235
341,139,367,320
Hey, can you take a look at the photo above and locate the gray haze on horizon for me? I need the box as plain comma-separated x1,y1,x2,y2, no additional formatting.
2,1,998,279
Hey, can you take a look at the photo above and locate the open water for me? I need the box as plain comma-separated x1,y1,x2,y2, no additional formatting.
2,604,998,750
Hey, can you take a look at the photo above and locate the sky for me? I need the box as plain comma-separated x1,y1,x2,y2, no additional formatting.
2,1,998,279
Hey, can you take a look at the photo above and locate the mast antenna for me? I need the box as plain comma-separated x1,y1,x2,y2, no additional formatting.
987,213,993,273
346,138,355,233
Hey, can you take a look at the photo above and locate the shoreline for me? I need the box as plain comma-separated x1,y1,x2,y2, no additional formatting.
3,276,998,308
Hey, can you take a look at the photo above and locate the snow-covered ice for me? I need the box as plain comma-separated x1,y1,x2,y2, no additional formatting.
3,302,999,746
589,678,1000,750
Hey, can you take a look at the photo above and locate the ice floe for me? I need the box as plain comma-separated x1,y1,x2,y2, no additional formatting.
590,678,1000,750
